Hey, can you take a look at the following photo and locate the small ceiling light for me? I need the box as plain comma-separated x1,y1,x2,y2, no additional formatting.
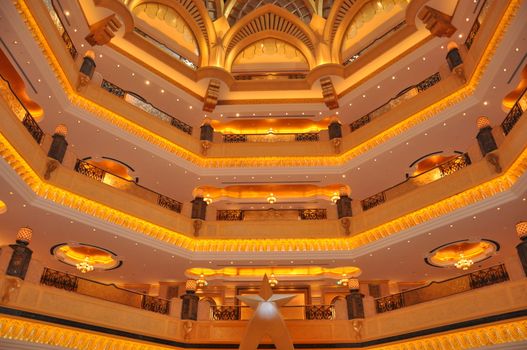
145,80,150,85
515,48,519,52
483,101,488,106
189,106,193,109
337,274,349,286
267,193,277,204
64,10,70,16
76,257,94,273
268,273,278,287
458,34,463,39
99,54,103,58
466,17,470,22
392,75,396,79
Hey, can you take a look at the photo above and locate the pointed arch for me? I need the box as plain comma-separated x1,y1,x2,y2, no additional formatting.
224,0,316,26
223,4,317,67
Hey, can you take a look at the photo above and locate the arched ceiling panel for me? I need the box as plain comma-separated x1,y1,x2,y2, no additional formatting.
226,0,315,26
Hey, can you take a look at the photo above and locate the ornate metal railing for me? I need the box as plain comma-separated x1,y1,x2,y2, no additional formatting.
216,209,327,221
344,21,406,66
350,72,441,132
216,210,244,221
305,305,334,320
501,88,526,135
22,113,45,144
101,80,193,135
40,268,170,314
40,267,79,292
133,28,198,70
234,72,307,80
223,133,319,143
210,304,335,320
361,153,471,211
375,264,509,313
465,0,490,50
211,306,241,320
42,0,78,59
299,209,327,220
74,159,182,213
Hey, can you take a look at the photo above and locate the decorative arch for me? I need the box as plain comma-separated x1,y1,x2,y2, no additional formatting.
126,0,216,65
223,4,317,66
226,33,316,72
224,0,316,26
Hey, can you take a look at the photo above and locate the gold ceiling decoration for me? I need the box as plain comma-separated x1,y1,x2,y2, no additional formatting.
185,266,361,280
52,243,122,272
426,240,498,269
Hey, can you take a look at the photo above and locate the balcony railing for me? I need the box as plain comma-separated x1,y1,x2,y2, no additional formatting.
343,21,406,66
133,28,198,70
42,0,78,59
501,87,527,135
101,80,193,135
0,76,44,144
233,72,308,81
375,264,509,313
361,153,471,211
223,132,319,143
74,159,182,213
465,0,491,50
350,72,441,132
40,267,170,314
210,304,335,320
216,208,327,221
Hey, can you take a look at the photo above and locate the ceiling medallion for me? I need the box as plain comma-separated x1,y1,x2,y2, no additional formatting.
51,242,122,273
425,239,499,270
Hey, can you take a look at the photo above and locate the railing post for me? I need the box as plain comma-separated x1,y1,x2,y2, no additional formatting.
515,222,527,277
345,279,365,319
476,116,501,173
200,118,214,155
445,42,466,83
6,227,33,280
337,191,352,235
77,51,96,91
191,193,208,236
328,117,342,154
181,280,199,320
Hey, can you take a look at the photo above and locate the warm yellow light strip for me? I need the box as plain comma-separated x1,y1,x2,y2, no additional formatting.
186,266,361,278
1,122,526,253
15,0,521,169
1,316,527,349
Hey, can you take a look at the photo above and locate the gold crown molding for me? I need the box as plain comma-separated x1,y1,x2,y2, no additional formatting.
1,315,527,350
15,0,520,170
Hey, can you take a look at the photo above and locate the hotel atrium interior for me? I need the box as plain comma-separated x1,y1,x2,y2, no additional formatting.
1,0,527,348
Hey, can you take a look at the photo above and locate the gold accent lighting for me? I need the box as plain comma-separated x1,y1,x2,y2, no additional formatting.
204,194,212,205
268,273,278,287
16,227,32,244
337,274,349,286
454,254,474,270
76,257,95,273
267,193,277,204
516,221,527,240
54,124,68,136
477,116,491,129
331,192,340,204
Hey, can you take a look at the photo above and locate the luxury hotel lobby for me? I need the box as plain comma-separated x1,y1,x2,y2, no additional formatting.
1,0,527,349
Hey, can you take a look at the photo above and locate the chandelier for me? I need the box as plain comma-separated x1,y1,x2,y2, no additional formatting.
268,273,278,287
337,274,349,286
204,194,213,205
196,273,208,289
454,254,474,270
267,193,277,204
330,192,340,204
76,257,94,273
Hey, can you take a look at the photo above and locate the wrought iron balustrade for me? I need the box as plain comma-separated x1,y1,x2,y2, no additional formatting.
40,267,79,292
74,159,182,213
305,305,334,320
349,72,441,132
501,88,526,135
465,0,490,50
299,209,327,220
43,0,78,59
22,113,45,144
216,210,244,221
40,268,170,315
223,132,319,143
100,80,193,135
361,153,471,211
211,306,241,320
375,264,509,313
